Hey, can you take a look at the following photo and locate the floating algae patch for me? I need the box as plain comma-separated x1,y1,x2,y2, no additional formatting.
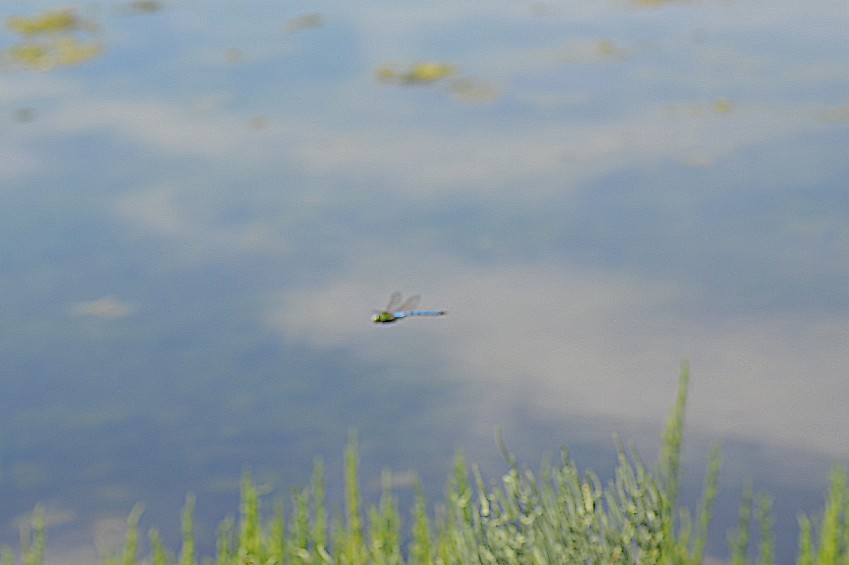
823,103,849,122
114,1,164,16
376,60,499,103
5,8,80,35
4,38,103,70
68,295,136,321
126,0,163,13
449,78,500,104
711,97,734,114
2,8,103,70
224,48,244,64
556,39,631,64
14,107,37,122
284,12,324,34
663,97,735,118
376,61,458,85
630,0,694,6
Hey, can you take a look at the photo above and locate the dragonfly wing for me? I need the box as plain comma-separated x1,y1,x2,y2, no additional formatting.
384,292,403,312
398,295,420,312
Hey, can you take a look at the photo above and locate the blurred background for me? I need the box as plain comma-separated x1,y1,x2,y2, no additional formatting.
1,0,848,562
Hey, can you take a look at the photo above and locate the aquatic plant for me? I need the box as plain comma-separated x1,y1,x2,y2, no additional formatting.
1,8,103,70
2,363,848,564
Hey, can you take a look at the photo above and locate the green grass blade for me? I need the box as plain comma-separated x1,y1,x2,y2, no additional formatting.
758,493,774,565
658,362,690,554
798,515,814,565
344,430,366,564
21,506,45,565
313,457,328,559
728,482,753,565
410,478,433,565
692,443,722,564
816,467,847,565
149,529,169,565
120,504,144,565
179,494,197,565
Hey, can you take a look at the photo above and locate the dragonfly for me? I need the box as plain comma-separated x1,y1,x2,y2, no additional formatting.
372,292,446,323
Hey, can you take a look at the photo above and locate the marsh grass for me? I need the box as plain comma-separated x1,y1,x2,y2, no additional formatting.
3,363,849,564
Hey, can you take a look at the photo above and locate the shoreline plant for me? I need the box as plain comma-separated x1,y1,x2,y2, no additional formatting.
3,363,848,564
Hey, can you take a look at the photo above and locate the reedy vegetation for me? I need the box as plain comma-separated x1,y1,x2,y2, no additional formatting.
4,363,849,564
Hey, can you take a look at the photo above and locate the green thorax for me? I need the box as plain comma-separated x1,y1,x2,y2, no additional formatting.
372,311,397,323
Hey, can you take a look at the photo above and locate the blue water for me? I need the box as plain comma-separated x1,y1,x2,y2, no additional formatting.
2,1,848,562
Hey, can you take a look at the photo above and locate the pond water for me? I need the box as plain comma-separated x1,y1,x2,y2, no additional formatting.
2,0,848,562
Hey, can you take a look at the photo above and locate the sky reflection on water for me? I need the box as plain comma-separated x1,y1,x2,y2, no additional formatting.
2,0,849,562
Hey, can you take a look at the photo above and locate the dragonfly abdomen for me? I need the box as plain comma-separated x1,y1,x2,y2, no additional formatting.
400,309,445,317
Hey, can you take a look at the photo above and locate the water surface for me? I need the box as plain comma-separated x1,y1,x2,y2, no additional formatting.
2,1,848,562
